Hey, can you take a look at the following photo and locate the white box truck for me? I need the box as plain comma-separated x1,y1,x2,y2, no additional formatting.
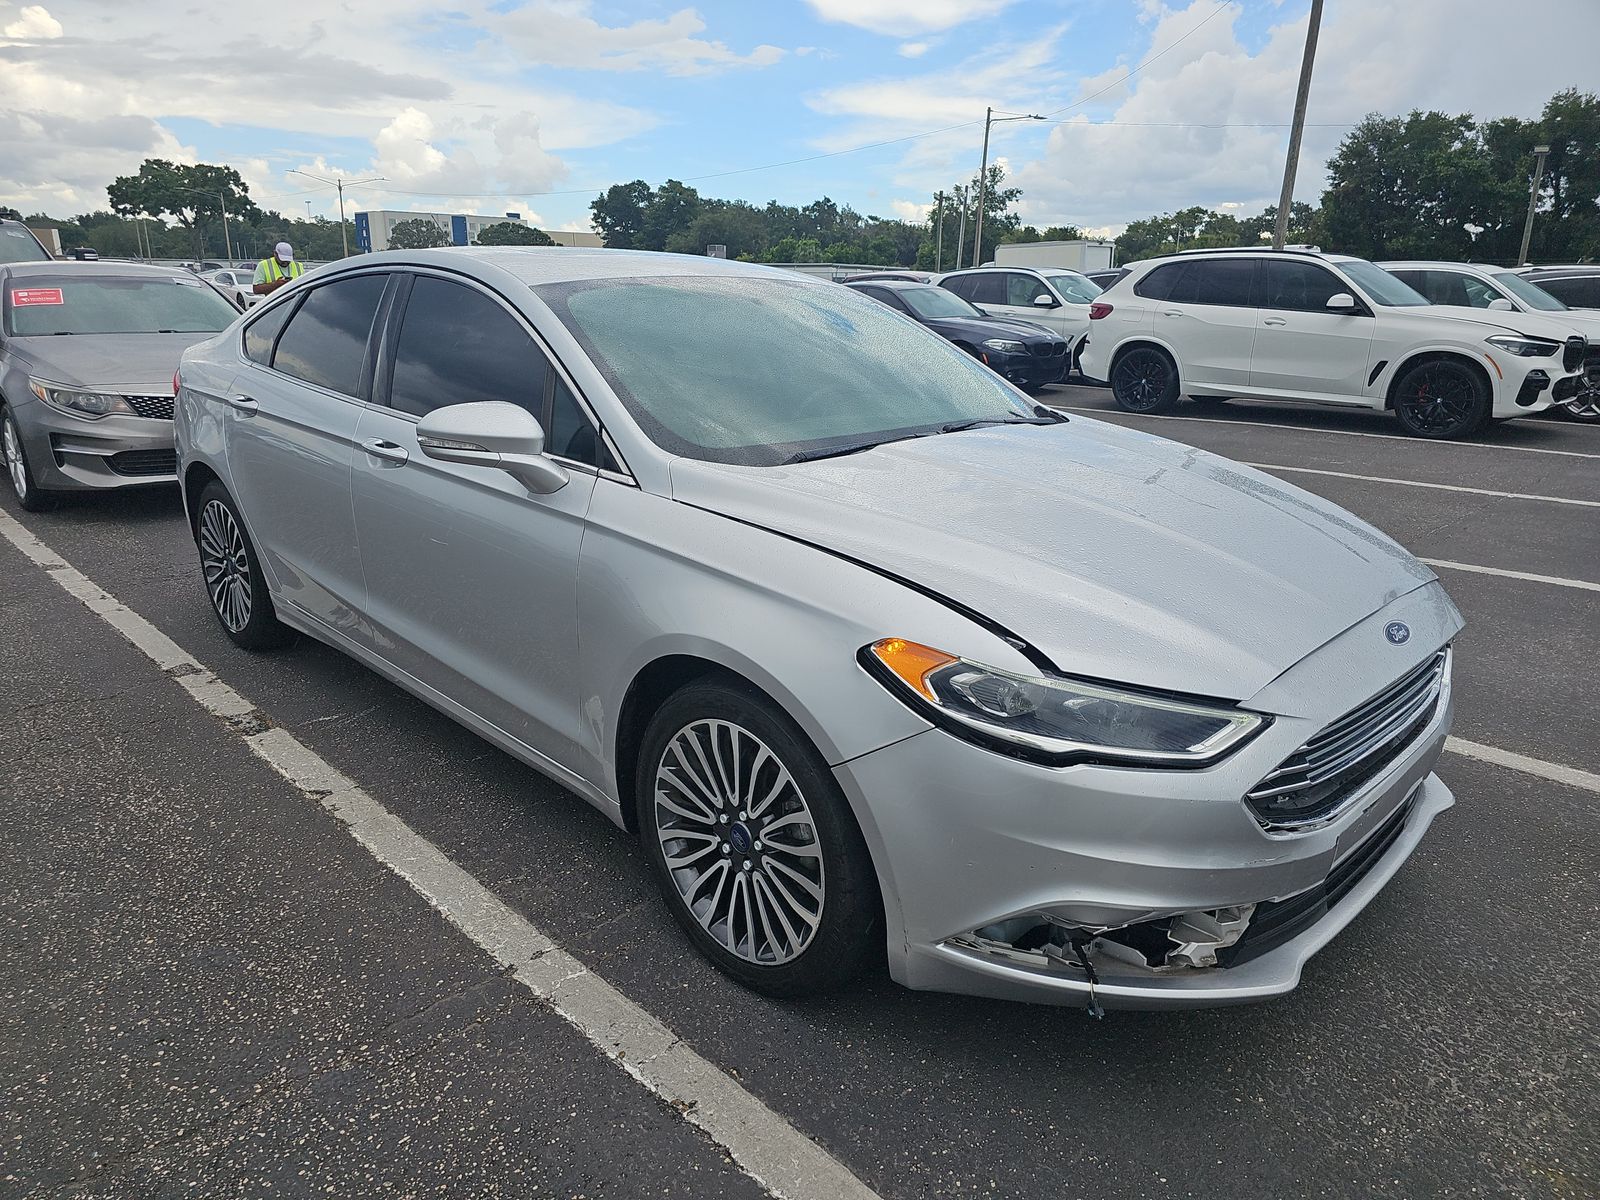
992,239,1116,272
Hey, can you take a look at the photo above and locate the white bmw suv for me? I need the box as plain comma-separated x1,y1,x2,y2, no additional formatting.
1079,248,1589,438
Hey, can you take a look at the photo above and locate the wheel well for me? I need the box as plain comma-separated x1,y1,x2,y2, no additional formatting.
183,461,223,533
614,655,746,833
1384,351,1492,411
1108,339,1175,379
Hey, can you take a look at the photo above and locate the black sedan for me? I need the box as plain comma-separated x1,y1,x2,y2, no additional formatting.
846,280,1070,388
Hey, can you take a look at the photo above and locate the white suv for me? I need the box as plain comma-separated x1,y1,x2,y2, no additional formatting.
1079,248,1589,438
937,265,1102,370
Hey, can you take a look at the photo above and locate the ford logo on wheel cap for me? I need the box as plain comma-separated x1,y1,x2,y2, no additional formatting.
1385,621,1411,645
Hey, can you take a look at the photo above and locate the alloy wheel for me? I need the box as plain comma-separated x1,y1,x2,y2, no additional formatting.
199,499,253,632
1112,351,1171,411
654,719,825,966
1398,363,1478,436
3,416,27,500
1564,381,1600,422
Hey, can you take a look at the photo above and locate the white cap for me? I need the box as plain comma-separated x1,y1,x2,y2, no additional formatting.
275,242,293,261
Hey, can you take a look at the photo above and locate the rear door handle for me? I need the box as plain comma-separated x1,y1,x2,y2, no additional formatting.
1263,317,1288,326
1161,310,1183,318
360,437,409,465
223,393,258,414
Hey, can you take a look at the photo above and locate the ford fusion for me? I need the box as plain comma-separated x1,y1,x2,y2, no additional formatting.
174,249,1460,1010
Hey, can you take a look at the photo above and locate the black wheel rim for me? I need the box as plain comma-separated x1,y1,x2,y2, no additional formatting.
1113,353,1169,411
1398,364,1477,435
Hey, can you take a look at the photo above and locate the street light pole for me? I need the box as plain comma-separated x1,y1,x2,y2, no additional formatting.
1273,0,1323,249
972,109,1046,268
934,190,946,272
1518,143,1552,266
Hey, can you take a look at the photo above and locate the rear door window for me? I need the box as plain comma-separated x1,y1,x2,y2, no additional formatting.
385,275,550,419
1170,259,1256,307
964,273,1005,305
1134,262,1186,301
1538,276,1600,308
271,273,388,396
1255,260,1346,312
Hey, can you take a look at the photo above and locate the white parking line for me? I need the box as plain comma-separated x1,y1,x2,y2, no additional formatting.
0,509,880,1200
1421,559,1600,594
1446,738,1600,796
1242,462,1600,508
1052,404,1600,460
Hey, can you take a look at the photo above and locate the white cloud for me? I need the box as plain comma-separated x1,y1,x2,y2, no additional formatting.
890,198,931,221
493,3,784,76
2,4,61,37
803,0,1017,37
898,41,930,58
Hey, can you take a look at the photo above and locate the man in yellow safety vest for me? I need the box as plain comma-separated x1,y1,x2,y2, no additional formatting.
252,241,304,297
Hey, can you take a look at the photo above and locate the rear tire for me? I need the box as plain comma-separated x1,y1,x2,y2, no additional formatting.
636,678,882,998
1111,347,1179,413
2,408,57,512
193,481,295,651
1391,358,1491,439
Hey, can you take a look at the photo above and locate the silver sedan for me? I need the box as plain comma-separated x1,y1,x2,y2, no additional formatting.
173,249,1462,1010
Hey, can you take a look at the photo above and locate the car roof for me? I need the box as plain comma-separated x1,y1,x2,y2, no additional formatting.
846,279,938,291
343,246,787,288
1520,264,1600,276
1379,260,1516,277
0,260,197,280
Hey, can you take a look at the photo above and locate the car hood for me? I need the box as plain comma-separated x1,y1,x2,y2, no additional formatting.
7,332,218,393
924,314,1059,342
669,417,1437,700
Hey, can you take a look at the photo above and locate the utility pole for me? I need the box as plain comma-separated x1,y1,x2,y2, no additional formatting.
1273,0,1323,249
219,189,234,264
972,108,1046,267
954,185,968,272
1518,144,1552,266
934,191,946,272
288,171,385,257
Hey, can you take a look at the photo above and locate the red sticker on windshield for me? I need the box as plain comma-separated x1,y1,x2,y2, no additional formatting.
11,288,64,306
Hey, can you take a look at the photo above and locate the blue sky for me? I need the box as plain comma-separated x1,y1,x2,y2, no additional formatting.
3,1,1597,235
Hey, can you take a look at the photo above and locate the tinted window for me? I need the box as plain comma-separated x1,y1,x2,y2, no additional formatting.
547,377,605,468
965,273,1005,305
1538,276,1600,309
1256,260,1346,312
860,286,906,312
1338,259,1426,306
1134,262,1185,301
1006,273,1051,307
243,300,293,365
387,276,549,419
272,274,388,396
1168,258,1255,307
939,275,976,300
1491,272,1567,311
0,223,50,264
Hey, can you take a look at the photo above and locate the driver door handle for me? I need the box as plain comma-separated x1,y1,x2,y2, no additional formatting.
360,437,409,464
223,393,258,414
1161,310,1183,318
1263,317,1288,326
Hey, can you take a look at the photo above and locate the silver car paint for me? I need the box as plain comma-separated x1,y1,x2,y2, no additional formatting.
177,248,1464,1007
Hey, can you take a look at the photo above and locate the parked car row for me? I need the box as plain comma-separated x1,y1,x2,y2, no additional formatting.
1080,247,1596,438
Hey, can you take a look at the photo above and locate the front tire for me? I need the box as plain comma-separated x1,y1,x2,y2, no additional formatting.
2,408,57,512
1392,359,1491,438
636,679,882,997
1559,386,1600,423
194,481,295,651
1111,347,1179,413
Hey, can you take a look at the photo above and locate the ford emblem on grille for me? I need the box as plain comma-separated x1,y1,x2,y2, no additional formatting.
1385,621,1411,645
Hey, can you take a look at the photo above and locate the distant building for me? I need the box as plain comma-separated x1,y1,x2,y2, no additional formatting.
353,210,602,253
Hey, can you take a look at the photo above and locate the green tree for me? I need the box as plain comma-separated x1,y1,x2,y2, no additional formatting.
107,159,261,259
387,218,451,249
475,221,555,246
639,180,702,252
590,179,652,248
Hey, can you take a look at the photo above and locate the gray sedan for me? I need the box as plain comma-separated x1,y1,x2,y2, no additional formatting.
173,249,1462,1010
2,261,240,510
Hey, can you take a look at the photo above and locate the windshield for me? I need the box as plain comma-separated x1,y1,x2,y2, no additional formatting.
899,286,984,320
538,275,1035,466
1341,260,1428,306
5,273,239,336
1492,271,1568,312
1042,270,1102,303
0,225,50,264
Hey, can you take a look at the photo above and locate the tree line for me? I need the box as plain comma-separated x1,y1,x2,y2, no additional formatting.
6,87,1595,269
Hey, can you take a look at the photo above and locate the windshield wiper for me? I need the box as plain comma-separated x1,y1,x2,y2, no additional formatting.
782,413,1064,465
782,439,902,465
937,413,1064,433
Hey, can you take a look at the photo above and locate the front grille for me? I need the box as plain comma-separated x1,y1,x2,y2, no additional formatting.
1245,650,1448,830
1219,792,1417,968
107,449,178,477
121,394,174,420
1029,342,1069,358
1563,336,1586,372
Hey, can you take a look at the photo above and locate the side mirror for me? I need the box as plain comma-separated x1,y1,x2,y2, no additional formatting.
1486,297,1514,312
416,401,569,495
1325,292,1358,313
1032,293,1056,308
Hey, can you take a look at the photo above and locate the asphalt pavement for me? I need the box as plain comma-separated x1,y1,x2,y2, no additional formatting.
2,387,1596,1199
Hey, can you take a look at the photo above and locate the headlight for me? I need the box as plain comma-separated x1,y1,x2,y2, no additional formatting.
1485,334,1561,358
863,638,1266,767
29,380,135,420
981,338,1027,354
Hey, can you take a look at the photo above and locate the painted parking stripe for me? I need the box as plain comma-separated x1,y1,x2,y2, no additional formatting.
0,509,881,1200
1421,558,1600,594
1050,404,1600,461
1242,462,1600,508
1445,737,1600,796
